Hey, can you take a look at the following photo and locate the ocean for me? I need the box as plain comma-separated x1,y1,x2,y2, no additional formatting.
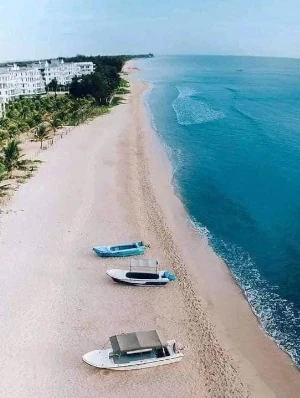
135,55,300,367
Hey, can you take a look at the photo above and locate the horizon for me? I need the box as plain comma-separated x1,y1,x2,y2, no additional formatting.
2,53,300,66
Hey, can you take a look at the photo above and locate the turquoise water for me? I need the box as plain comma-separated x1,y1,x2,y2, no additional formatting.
135,55,300,366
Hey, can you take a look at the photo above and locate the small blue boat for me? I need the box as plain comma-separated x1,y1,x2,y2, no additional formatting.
93,241,146,257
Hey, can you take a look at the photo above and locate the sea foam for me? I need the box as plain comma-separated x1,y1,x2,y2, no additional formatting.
191,218,300,367
172,86,225,125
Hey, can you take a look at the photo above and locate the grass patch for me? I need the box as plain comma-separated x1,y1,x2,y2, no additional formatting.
90,106,110,117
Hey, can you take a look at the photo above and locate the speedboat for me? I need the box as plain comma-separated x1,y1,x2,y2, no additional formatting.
106,259,177,286
83,329,183,370
93,241,146,257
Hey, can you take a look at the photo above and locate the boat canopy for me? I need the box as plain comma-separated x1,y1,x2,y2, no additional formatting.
130,259,159,271
110,330,163,354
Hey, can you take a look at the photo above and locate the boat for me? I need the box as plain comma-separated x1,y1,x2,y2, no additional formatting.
82,329,183,370
106,258,177,286
93,241,146,257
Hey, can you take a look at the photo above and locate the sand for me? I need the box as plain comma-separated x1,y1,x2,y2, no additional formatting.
0,61,299,398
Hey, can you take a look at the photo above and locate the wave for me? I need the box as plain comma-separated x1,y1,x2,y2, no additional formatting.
224,86,240,99
231,104,259,125
177,87,199,98
143,85,184,184
191,218,300,368
172,86,225,125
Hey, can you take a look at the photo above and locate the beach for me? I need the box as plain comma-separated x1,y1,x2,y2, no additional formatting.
0,61,299,397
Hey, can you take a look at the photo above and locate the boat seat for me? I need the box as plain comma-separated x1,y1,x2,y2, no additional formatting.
156,348,165,358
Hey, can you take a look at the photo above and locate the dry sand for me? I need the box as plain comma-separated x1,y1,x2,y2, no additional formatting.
0,62,299,397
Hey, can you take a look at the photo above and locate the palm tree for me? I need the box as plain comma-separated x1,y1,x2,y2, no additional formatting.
1,140,27,175
20,105,30,119
49,117,62,131
7,123,18,138
35,123,50,148
32,112,42,125
0,163,9,197
0,117,9,128
18,121,29,133
0,129,8,145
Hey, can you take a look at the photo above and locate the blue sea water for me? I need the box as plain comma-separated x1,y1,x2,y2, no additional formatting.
135,55,300,367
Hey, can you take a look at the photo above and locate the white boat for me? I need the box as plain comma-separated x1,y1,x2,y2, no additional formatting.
106,259,177,287
83,330,183,370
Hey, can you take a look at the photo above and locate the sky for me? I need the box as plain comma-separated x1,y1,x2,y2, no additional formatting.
1,0,300,61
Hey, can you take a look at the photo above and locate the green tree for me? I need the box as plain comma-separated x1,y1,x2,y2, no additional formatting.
1,140,27,174
50,117,62,131
32,111,42,125
0,162,9,196
0,118,9,130
7,123,18,138
35,123,50,148
69,73,112,105
0,129,8,145
47,78,59,94
17,121,29,133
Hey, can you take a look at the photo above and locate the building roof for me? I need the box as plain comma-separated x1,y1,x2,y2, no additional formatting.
110,330,163,354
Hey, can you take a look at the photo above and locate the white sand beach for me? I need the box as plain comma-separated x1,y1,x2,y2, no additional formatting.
0,62,299,397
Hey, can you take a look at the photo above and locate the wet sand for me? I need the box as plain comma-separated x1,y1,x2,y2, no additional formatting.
0,62,299,397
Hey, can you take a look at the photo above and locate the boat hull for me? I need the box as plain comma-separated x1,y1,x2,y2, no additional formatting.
93,248,145,257
110,277,168,286
93,243,146,258
107,269,170,286
101,356,183,370
82,349,183,371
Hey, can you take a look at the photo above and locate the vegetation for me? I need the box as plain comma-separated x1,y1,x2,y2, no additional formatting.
1,140,28,174
0,53,154,69
0,163,9,196
0,94,104,196
35,122,51,148
67,54,152,104
68,56,125,104
0,53,153,199
64,54,153,70
0,94,106,147
46,78,59,93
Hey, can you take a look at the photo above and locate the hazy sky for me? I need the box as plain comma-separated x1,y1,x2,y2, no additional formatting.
1,0,299,61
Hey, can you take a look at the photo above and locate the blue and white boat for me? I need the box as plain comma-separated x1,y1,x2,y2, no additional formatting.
93,241,146,257
106,259,177,286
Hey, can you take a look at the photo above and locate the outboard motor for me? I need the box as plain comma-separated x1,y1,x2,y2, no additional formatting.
163,271,177,281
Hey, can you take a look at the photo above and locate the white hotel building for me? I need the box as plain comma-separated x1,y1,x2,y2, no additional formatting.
0,59,94,117
41,59,94,86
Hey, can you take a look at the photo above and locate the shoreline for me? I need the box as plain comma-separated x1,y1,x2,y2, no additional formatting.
124,61,300,395
0,61,299,397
